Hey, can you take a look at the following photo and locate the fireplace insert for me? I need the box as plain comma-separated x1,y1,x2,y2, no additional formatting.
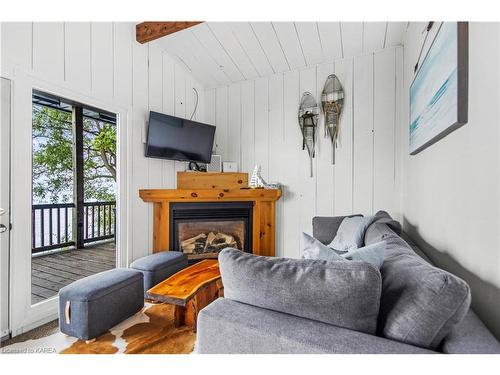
169,201,253,261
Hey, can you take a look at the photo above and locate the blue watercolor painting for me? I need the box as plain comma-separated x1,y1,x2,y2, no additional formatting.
410,22,459,154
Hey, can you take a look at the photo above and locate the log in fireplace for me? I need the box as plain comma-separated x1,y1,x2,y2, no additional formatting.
169,202,253,261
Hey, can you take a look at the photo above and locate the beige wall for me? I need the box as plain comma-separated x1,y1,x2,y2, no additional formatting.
401,22,500,338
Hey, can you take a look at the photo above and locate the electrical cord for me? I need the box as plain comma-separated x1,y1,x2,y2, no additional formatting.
190,87,199,120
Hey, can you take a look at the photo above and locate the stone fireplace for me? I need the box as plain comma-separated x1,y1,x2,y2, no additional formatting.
169,202,253,261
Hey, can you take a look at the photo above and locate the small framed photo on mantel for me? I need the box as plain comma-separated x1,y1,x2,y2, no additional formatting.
409,22,468,155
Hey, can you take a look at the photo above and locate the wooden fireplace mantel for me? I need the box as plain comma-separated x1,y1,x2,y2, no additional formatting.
139,188,282,256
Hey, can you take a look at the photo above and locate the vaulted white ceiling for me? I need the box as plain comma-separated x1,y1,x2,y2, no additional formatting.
152,22,408,88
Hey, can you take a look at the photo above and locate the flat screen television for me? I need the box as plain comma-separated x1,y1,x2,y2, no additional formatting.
145,111,216,163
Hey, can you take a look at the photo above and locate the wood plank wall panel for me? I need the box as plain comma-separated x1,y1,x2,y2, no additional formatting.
272,23,306,70
90,23,114,99
173,62,187,176
333,58,354,216
254,77,269,180
147,44,165,195
363,22,387,53
33,23,65,83
1,22,205,262
373,48,396,214
317,23,343,61
231,23,274,78
240,80,255,173
1,22,33,76
64,23,92,93
206,47,401,258
268,74,285,257
227,83,242,166
298,67,317,237
215,86,228,156
353,54,374,215
282,70,301,259
295,23,324,66
250,23,289,74
394,47,404,220
208,23,259,81
161,55,176,188
315,62,335,217
113,23,133,106
340,22,363,59
131,41,151,255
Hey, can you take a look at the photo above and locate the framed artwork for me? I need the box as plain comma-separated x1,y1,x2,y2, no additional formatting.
409,22,468,155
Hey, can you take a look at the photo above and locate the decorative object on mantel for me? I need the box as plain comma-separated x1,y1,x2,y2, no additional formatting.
410,22,468,155
298,92,319,177
249,165,281,189
249,165,267,188
321,74,344,164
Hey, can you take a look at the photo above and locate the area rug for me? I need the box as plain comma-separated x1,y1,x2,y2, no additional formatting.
1,303,196,354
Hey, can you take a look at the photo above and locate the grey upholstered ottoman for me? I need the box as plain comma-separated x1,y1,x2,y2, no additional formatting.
130,251,188,294
59,268,144,340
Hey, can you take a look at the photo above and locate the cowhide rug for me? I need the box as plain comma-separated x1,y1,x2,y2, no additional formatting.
2,303,196,354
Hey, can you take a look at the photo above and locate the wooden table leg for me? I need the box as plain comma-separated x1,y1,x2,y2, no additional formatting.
191,296,199,333
172,280,222,332
174,305,186,328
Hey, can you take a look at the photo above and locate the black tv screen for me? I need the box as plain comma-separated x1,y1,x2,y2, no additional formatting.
145,111,216,163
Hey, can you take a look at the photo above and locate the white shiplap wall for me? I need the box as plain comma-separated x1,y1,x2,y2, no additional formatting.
205,47,403,259
1,22,205,264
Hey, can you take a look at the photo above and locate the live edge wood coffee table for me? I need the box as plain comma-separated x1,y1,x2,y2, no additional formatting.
146,259,223,332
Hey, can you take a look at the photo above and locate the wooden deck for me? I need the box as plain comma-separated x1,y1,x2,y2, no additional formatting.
31,241,116,304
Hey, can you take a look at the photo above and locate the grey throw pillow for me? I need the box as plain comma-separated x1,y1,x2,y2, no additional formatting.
328,215,375,251
302,232,386,268
341,241,386,269
219,248,382,335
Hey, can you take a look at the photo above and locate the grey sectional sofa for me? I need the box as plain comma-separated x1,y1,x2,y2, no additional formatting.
196,212,500,354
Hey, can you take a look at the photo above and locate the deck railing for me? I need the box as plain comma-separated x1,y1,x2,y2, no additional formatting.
32,201,115,254
83,201,116,244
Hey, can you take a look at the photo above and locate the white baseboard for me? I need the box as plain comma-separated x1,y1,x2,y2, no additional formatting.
11,313,58,338
1,329,10,341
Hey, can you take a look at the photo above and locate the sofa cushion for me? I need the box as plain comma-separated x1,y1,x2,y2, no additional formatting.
364,216,471,350
196,298,435,354
328,215,375,251
218,248,382,335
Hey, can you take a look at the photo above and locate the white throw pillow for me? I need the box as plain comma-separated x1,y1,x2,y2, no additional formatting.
301,232,344,261
302,232,386,268
328,215,375,251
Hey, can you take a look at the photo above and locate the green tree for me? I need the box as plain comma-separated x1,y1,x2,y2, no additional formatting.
32,105,116,203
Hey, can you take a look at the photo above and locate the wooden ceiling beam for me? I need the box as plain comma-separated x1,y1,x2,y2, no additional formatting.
136,21,204,44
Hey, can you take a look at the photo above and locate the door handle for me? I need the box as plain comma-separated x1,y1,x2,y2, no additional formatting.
0,224,7,233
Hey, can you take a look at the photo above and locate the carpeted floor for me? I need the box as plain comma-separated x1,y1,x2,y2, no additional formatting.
0,303,196,354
